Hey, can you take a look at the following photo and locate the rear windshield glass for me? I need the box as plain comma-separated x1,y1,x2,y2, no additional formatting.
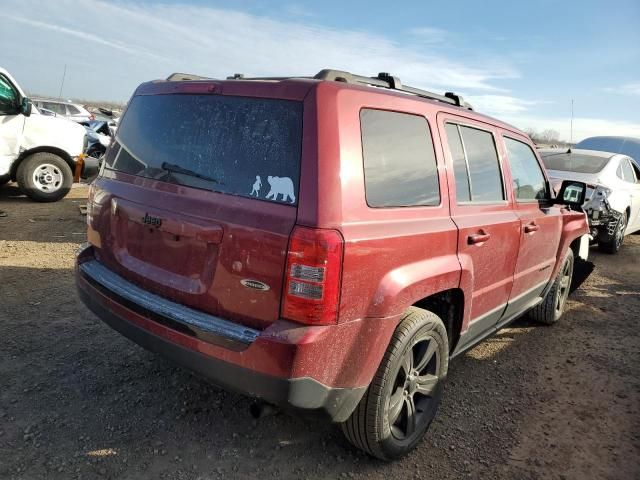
540,153,610,173
108,94,303,204
576,137,640,162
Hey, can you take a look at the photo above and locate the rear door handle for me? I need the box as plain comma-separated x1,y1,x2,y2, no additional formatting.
468,232,491,245
524,222,540,233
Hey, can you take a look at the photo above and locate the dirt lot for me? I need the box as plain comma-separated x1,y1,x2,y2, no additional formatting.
1,183,639,480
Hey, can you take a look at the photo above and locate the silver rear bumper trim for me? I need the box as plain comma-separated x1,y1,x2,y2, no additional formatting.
79,260,260,346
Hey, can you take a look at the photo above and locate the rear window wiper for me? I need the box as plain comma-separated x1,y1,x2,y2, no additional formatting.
161,162,223,184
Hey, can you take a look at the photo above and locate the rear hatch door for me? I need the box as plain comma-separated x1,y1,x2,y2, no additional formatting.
91,84,307,330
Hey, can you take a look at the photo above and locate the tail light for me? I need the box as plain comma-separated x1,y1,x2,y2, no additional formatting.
282,226,344,325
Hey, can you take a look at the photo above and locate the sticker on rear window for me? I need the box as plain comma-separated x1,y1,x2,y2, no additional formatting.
265,176,296,204
250,175,262,197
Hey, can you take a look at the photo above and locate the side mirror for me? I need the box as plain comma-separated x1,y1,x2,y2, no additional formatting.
20,97,32,117
554,180,587,209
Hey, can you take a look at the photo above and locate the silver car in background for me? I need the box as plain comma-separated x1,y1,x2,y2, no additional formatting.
32,98,94,123
540,148,640,253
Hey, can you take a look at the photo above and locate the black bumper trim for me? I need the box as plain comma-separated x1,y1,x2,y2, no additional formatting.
77,279,365,422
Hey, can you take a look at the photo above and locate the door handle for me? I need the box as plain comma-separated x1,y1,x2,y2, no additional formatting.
524,222,540,233
468,232,491,245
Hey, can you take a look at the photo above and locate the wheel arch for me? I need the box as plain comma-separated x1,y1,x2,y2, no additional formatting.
550,211,590,283
569,235,583,260
10,146,74,180
412,288,465,354
366,254,464,319
364,254,468,355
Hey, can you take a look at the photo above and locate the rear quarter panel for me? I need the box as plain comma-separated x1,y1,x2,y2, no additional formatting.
306,83,461,323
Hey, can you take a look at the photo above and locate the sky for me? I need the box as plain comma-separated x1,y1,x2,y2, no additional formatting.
1,0,639,142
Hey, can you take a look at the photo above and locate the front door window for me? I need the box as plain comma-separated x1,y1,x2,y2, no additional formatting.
0,75,19,116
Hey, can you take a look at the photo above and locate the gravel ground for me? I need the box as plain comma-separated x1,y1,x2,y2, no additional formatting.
1,183,639,480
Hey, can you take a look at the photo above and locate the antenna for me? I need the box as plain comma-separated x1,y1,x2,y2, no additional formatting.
58,63,67,100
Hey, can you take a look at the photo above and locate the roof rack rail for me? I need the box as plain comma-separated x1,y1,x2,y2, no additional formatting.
313,69,472,110
226,73,306,81
169,68,472,109
166,72,212,81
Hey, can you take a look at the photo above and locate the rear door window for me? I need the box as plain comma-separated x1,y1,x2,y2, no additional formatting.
504,137,548,201
445,123,504,203
42,102,66,115
360,109,440,207
109,94,303,204
66,104,81,115
445,123,471,202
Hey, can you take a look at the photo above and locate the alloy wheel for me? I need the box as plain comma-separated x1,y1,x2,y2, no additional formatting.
555,258,573,314
388,334,441,440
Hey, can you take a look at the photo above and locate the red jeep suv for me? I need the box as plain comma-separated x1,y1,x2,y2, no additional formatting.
76,69,589,460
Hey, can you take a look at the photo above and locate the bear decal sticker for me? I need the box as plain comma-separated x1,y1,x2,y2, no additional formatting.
266,176,296,203
249,175,296,204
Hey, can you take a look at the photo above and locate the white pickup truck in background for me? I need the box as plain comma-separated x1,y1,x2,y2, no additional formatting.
0,67,91,202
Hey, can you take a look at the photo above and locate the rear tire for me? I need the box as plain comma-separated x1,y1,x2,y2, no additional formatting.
16,152,73,202
598,211,627,254
341,307,448,460
529,249,574,325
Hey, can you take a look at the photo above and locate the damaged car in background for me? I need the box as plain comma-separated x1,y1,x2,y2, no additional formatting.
540,148,640,253
80,119,115,162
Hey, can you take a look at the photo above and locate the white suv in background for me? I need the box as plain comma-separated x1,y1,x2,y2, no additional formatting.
32,98,94,123
0,67,91,202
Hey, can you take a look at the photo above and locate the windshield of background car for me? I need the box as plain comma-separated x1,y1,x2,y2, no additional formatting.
540,153,610,174
105,94,303,204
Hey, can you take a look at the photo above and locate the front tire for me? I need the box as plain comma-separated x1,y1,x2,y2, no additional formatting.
16,152,73,202
529,248,574,325
341,307,449,460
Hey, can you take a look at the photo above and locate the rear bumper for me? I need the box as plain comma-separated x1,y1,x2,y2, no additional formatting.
75,245,395,422
77,284,363,420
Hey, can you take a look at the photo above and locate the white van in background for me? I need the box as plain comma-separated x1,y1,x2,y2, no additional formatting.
0,67,89,202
